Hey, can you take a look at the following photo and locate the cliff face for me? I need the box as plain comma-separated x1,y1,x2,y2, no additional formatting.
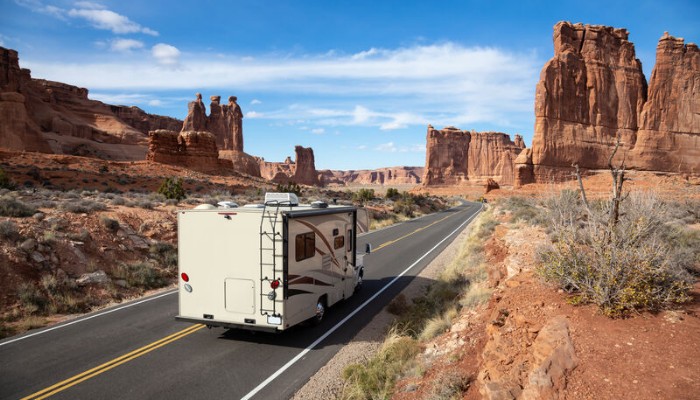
258,146,320,186
0,46,185,160
522,22,699,184
423,125,525,186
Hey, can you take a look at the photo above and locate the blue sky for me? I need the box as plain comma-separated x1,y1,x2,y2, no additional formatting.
1,0,698,170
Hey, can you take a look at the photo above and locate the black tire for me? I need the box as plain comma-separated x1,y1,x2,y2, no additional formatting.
313,297,326,325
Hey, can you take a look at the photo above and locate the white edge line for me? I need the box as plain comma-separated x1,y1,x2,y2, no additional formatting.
0,289,177,347
240,203,482,400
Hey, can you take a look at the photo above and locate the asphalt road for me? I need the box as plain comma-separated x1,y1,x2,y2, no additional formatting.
0,201,482,400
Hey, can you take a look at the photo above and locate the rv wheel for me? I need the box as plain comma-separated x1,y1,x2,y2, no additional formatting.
354,269,364,292
313,297,326,325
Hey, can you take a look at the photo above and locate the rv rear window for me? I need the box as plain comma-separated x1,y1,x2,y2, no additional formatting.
295,232,315,262
334,235,344,250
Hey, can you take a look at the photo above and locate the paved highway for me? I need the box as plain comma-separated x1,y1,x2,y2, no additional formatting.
0,201,482,400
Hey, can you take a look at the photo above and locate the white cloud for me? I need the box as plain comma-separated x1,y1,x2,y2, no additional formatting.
376,142,397,152
17,0,158,36
110,38,144,53
151,43,180,66
250,99,262,105
26,41,540,133
67,8,158,36
148,99,162,106
311,128,325,134
246,111,264,118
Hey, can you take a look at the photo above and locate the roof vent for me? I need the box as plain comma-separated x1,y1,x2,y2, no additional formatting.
311,201,328,209
264,192,299,206
217,201,239,208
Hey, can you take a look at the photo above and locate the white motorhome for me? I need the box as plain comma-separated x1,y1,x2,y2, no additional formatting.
176,193,370,332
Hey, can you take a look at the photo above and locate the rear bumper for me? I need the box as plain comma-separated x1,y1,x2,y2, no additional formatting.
175,316,281,333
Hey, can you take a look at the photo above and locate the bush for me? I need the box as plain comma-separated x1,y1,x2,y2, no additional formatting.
158,177,186,201
0,168,15,190
0,196,37,217
17,282,48,314
115,262,167,289
60,199,107,214
385,188,400,200
275,182,301,196
0,220,19,241
341,331,420,400
353,188,375,205
538,191,693,317
150,242,177,271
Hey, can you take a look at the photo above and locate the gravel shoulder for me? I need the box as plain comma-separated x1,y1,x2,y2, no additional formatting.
292,220,475,399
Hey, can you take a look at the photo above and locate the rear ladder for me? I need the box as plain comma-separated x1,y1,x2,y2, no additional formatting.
259,201,288,316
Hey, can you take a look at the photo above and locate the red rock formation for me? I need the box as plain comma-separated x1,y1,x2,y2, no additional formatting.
147,130,220,172
524,22,699,185
180,94,243,151
633,33,700,172
423,125,525,186
0,46,181,160
218,150,261,177
293,146,320,186
257,146,321,186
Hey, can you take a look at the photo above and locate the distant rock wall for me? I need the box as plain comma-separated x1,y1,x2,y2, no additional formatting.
423,125,525,186
521,22,699,185
319,166,424,186
258,146,320,186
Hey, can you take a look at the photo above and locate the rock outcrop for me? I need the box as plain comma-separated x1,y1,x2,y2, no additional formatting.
522,22,699,185
258,146,320,186
319,166,424,186
0,46,181,160
180,94,243,151
423,125,525,186
218,150,261,177
146,130,221,172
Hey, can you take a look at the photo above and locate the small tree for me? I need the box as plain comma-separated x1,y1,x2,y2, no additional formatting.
158,177,186,201
385,188,400,200
353,188,375,205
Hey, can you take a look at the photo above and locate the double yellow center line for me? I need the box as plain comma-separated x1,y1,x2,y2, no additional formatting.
22,324,205,400
372,212,455,252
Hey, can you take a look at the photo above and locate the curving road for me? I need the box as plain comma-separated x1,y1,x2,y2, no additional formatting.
0,201,482,400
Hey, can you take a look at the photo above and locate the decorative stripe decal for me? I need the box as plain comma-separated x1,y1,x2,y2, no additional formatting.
296,219,342,268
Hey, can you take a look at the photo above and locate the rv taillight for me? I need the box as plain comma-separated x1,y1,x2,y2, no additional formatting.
181,273,190,282
270,279,280,289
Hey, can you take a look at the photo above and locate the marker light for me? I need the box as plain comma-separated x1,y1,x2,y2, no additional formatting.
270,279,280,289
181,273,190,282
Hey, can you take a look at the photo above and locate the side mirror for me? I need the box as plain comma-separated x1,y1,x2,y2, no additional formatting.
365,243,372,254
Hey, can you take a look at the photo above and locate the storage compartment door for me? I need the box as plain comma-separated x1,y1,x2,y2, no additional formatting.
225,278,255,315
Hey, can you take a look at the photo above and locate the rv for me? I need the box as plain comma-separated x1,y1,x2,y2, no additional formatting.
176,193,370,332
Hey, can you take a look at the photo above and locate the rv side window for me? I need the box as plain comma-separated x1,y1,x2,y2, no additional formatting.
334,235,344,250
346,229,352,252
295,232,315,262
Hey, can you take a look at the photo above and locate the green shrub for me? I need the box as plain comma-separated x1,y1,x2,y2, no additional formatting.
341,331,420,400
150,242,178,271
115,262,167,289
60,199,107,214
385,188,400,200
0,197,37,217
158,177,186,201
275,182,301,196
0,168,15,190
538,191,693,317
0,220,19,241
353,188,375,205
17,282,48,314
